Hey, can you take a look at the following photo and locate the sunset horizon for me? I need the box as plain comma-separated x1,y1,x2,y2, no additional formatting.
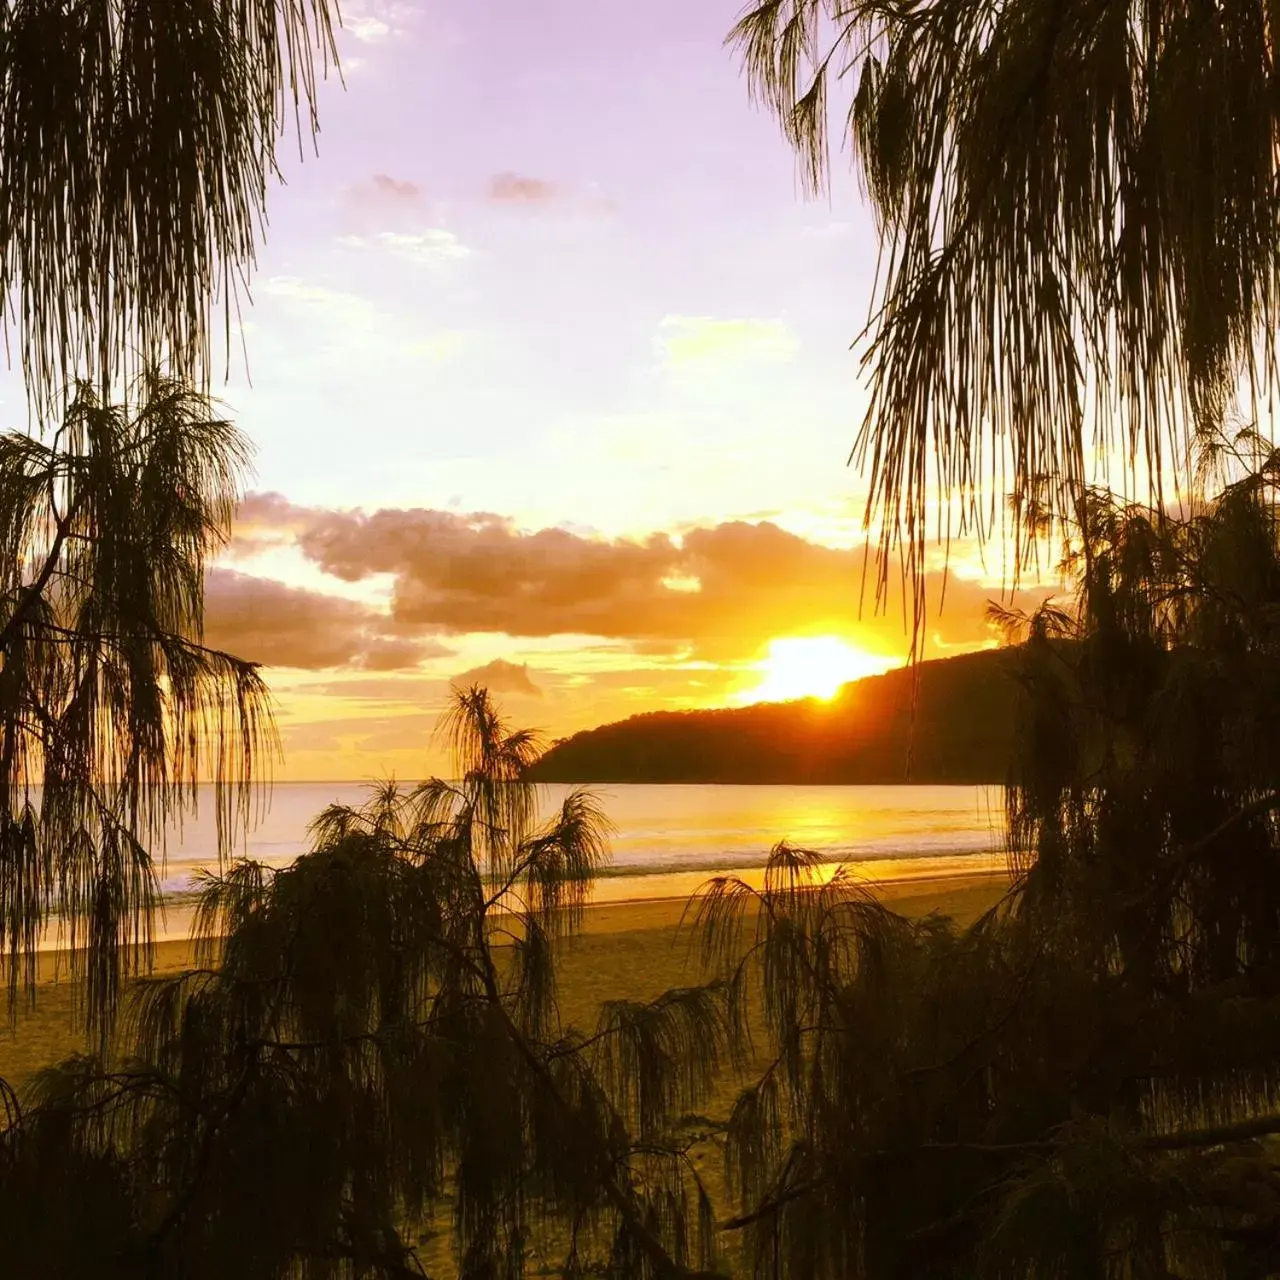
1,0,1274,1271
0,0,1050,783
211,486,1044,778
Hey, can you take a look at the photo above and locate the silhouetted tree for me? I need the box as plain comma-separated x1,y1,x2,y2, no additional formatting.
694,443,1280,1279
0,373,274,1027
0,0,338,404
730,0,1280,636
0,689,733,1279
0,0,342,1027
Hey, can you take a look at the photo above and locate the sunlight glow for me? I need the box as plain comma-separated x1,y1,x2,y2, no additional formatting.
741,636,901,704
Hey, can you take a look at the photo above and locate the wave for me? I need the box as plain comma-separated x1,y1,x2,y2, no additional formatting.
153,839,1005,905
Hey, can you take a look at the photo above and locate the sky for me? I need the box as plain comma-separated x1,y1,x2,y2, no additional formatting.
43,0,1059,778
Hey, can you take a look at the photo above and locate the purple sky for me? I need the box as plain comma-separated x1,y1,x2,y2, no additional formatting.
7,1,1042,777
225,0,882,533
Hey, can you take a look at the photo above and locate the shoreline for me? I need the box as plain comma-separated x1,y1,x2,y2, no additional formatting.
574,862,1009,921
15,859,1015,974
0,863,1012,1086
146,849,1011,939
586,861,1009,905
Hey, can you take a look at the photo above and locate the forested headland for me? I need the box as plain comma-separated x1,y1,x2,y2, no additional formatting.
530,649,1019,785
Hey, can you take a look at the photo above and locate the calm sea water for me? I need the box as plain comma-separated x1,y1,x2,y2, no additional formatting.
154,783,1008,928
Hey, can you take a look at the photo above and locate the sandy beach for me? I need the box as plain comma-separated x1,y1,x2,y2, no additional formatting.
0,869,1008,1088
0,869,1010,1276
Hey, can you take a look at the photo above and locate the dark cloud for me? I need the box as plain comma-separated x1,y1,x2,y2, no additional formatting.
363,636,454,671
452,659,543,698
488,172,557,203
236,495,1051,661
203,570,454,672
297,507,676,639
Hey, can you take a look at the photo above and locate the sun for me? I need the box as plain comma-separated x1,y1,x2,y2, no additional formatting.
742,636,900,704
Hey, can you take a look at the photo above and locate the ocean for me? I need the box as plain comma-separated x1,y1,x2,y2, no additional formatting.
152,781,1009,935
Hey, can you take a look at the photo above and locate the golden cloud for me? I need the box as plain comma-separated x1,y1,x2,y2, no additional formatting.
451,658,543,698
234,495,1052,663
204,569,454,672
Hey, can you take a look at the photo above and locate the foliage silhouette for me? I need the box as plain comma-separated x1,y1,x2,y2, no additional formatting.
729,0,1280,638
0,688,736,1279
0,0,338,405
530,648,1017,785
12,468,1280,1276
692,443,1280,1279
0,372,274,1029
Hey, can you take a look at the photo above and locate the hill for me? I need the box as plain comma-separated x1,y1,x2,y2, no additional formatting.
530,648,1020,785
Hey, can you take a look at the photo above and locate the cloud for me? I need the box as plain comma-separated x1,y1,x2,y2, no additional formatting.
260,276,351,307
229,491,313,558
346,14,389,40
370,173,420,201
452,659,544,698
655,316,800,369
484,173,618,217
488,172,558,204
342,174,424,226
346,174,423,210
364,637,453,671
203,569,455,672
376,230,471,267
251,280,464,372
239,491,307,525
235,495,1052,663
338,173,433,238
340,229,471,269
338,0,416,42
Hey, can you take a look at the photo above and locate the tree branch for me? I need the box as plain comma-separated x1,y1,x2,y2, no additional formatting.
1127,790,1280,908
721,1176,830,1231
0,482,88,653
